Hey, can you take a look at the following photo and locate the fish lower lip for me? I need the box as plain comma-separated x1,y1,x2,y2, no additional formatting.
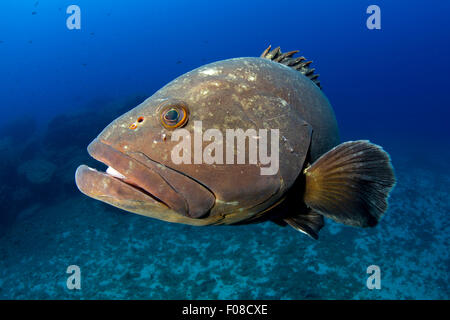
85,139,190,216
75,165,167,208
80,138,216,219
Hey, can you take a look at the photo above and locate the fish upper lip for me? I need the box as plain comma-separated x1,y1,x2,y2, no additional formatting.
81,138,215,219
102,164,168,206
108,171,167,205
86,138,189,216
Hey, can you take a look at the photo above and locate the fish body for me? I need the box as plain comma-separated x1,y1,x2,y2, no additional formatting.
76,47,395,239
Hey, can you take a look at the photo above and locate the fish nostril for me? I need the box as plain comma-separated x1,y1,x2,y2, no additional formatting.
129,117,144,130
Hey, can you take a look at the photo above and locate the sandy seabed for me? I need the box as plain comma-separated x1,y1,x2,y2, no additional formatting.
0,143,448,300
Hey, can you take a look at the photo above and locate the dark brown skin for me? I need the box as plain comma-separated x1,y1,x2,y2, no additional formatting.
75,56,339,226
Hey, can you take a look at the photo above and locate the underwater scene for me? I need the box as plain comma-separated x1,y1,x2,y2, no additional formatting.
0,0,448,300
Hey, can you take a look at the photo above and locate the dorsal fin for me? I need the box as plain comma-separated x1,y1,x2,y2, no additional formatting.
260,45,321,89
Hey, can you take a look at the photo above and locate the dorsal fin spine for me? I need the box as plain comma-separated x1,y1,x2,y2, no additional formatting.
260,45,322,89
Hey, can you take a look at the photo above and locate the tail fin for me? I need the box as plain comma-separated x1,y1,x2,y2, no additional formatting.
303,140,396,227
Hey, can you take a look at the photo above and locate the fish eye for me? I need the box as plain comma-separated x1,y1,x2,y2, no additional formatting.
164,109,179,122
160,104,189,129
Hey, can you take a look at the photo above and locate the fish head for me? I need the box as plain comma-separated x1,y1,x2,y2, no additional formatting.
75,58,283,225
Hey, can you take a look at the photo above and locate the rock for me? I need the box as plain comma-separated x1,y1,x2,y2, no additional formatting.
16,204,41,221
12,187,32,202
17,158,57,184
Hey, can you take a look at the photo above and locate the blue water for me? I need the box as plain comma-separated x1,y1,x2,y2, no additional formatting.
0,0,448,299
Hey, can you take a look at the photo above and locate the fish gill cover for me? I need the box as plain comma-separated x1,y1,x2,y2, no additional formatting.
0,0,448,300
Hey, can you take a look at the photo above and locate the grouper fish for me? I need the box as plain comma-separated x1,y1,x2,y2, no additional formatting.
75,46,396,239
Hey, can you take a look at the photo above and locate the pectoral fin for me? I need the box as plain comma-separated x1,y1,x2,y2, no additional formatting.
303,140,396,227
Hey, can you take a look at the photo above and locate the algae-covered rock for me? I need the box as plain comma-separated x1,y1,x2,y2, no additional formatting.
17,158,57,184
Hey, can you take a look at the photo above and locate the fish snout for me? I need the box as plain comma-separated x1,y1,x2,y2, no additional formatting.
76,139,215,220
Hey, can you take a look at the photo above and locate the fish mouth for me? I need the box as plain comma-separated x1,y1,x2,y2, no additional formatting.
75,139,215,220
